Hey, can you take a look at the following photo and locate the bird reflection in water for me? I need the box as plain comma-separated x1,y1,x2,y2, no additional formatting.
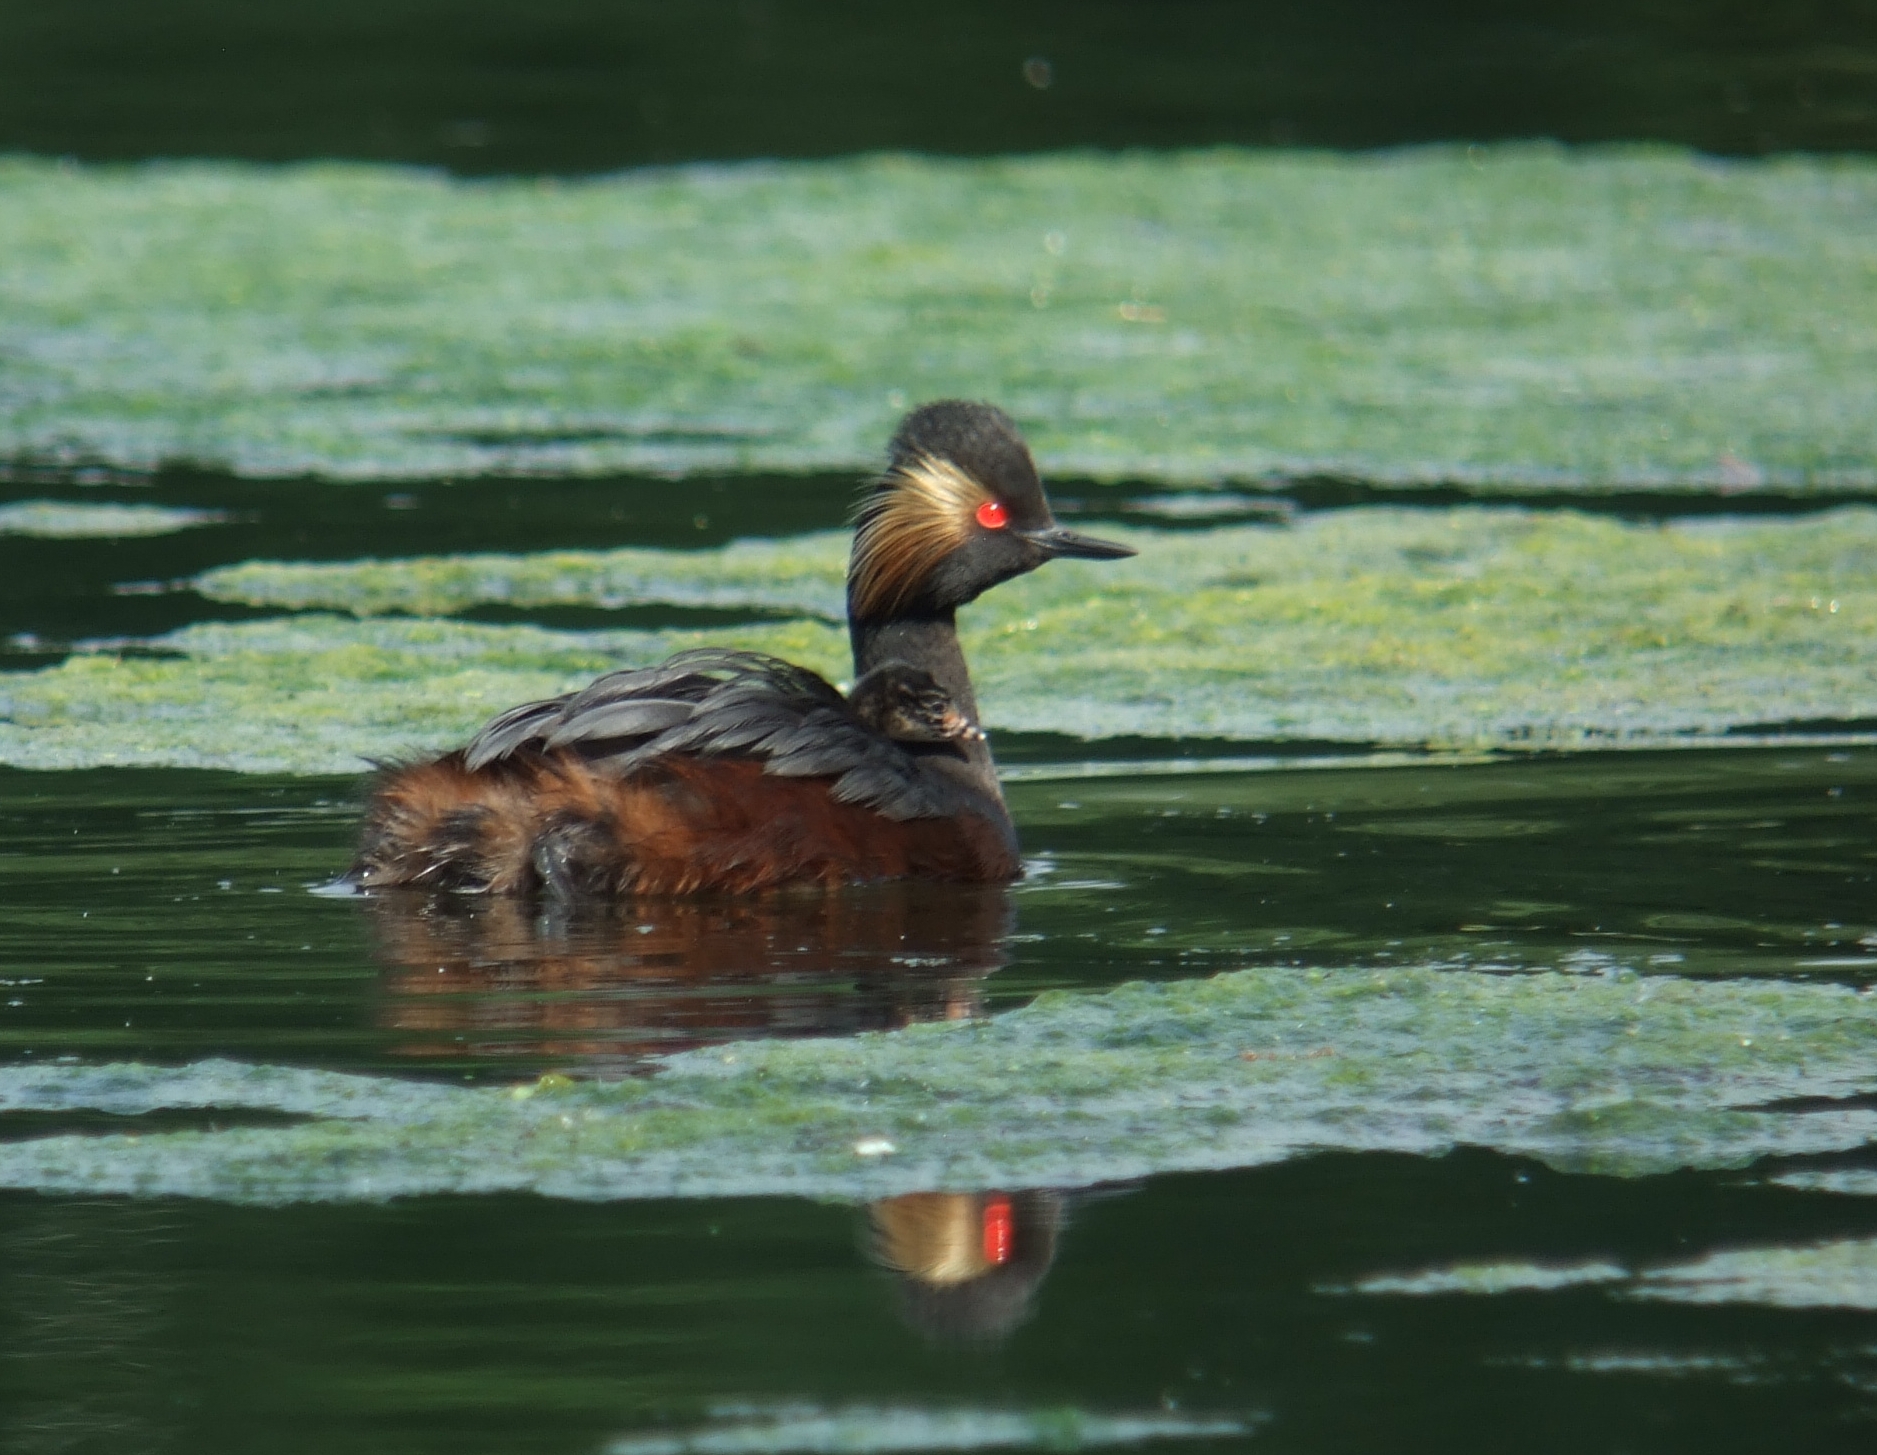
363,881,1071,1342
363,881,1013,1075
866,1189,1064,1344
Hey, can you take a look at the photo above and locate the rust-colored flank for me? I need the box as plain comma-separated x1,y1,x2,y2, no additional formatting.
357,751,1018,897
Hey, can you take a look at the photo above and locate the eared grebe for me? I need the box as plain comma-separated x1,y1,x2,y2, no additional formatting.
349,401,1135,897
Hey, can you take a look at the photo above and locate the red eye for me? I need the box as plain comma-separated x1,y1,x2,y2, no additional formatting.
975,500,1009,530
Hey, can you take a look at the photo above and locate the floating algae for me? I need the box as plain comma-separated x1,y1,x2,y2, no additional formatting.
198,533,852,621
1327,1243,1877,1309
600,1403,1255,1455
0,499,227,537
0,963,1870,1205
1327,1259,1631,1297
1626,1238,1877,1311
6,506,1872,773
0,614,849,774
1773,1169,1877,1198
2,147,1874,488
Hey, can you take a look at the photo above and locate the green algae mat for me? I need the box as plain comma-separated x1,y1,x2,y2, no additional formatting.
1,962,1871,1204
4,146,1875,489
5,506,1873,772
0,498,226,538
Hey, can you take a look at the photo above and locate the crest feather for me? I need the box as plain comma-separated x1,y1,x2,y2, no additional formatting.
849,454,993,620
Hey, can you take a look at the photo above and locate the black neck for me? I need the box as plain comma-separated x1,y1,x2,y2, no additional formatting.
850,610,1005,806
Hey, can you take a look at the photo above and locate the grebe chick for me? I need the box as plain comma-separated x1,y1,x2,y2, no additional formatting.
848,661,985,745
349,400,1134,898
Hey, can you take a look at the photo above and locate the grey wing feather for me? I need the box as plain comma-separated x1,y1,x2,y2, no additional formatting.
458,653,756,768
762,711,870,776
464,697,573,771
826,742,958,820
557,664,712,717
456,647,956,819
543,699,694,749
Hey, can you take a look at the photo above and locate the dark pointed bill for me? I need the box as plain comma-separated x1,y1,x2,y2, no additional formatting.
1024,526,1138,560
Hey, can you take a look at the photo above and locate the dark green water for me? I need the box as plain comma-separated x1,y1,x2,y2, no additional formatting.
2,749,1875,1451
1,1159,1873,1455
4,0,1876,171
4,748,1875,1074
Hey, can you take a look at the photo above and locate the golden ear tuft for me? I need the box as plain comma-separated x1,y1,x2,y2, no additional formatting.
849,454,994,620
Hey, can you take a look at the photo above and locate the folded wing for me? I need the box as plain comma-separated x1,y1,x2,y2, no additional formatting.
460,648,955,820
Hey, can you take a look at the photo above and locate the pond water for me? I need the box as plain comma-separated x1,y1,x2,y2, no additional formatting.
1,744,1874,1452
6,747,1877,1076
6,0,1875,171
3,471,1876,1451
7,3,1877,1437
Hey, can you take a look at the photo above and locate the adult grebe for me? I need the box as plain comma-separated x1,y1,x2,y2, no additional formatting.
348,401,1135,897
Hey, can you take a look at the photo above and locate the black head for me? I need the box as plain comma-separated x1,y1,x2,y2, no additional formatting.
848,401,1135,622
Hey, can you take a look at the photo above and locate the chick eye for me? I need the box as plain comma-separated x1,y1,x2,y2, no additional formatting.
975,500,1009,529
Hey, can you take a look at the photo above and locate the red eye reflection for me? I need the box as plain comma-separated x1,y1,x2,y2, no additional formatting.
975,500,1009,530
981,1195,1014,1265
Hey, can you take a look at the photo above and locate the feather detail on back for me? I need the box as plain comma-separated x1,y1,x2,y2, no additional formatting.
848,453,994,621
353,647,1018,894
457,647,959,821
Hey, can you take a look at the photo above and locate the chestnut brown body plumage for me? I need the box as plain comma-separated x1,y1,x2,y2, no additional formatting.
349,402,1135,898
